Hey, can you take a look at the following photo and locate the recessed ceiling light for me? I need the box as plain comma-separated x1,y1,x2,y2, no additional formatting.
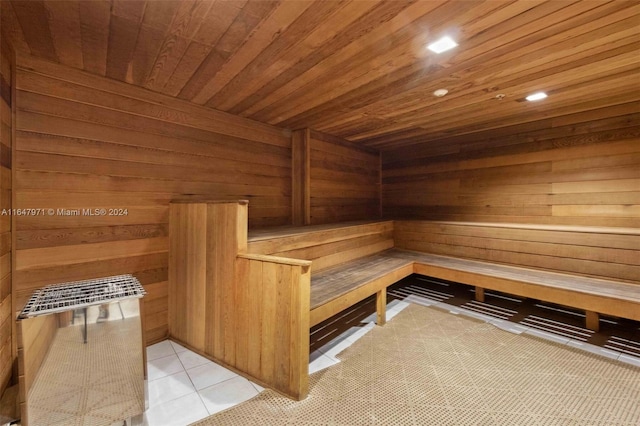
427,36,458,54
433,89,448,97
526,92,547,101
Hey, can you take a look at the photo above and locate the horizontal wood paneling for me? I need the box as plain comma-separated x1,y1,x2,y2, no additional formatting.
5,1,639,148
383,105,640,228
309,130,380,225
0,35,13,397
14,56,292,345
248,221,394,272
395,221,640,285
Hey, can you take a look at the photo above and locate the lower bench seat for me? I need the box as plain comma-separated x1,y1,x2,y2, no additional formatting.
310,248,640,331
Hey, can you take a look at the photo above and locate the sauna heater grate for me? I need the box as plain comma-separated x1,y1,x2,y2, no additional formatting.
18,274,145,319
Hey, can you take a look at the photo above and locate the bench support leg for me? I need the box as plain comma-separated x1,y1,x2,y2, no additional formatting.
376,288,386,326
475,287,485,303
585,310,600,332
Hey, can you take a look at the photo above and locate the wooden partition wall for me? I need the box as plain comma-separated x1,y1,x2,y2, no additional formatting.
15,314,57,424
169,200,311,400
0,36,14,396
13,55,292,345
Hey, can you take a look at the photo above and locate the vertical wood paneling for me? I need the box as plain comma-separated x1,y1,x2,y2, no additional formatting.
382,105,640,228
169,201,310,399
309,130,380,224
0,35,13,397
16,314,57,424
14,56,291,345
234,255,310,399
291,128,310,226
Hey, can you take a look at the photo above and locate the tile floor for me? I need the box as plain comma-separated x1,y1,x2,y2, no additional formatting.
141,300,411,426
142,295,639,425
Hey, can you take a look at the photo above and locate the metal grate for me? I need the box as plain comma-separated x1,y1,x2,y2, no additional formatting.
19,274,145,319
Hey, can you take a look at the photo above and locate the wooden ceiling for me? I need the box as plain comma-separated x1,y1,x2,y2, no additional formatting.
2,0,639,150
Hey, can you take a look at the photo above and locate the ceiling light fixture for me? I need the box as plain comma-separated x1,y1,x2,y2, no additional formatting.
427,36,458,54
526,92,547,101
433,89,448,97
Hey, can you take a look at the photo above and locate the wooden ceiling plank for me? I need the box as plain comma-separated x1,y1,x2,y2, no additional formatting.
141,0,181,31
143,0,214,91
192,0,247,46
10,0,58,62
111,0,147,24
79,0,111,76
270,3,564,127
105,13,142,82
177,0,280,101
344,51,640,141
229,0,384,116
330,15,637,140
44,0,83,69
204,0,347,110
155,3,236,95
255,0,482,124
347,77,639,145
162,0,245,97
193,1,318,109
285,1,619,133
408,88,640,148
344,35,639,136
129,24,167,86
243,0,441,122
1,0,30,53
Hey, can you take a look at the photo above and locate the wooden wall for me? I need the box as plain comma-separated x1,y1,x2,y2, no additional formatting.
308,130,380,225
0,35,14,396
13,54,292,344
248,221,394,273
383,103,640,228
395,221,639,284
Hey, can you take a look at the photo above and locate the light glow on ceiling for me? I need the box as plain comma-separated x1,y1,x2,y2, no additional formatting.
427,36,458,54
526,92,548,101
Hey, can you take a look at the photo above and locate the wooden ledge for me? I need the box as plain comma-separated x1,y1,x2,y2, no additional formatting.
248,220,394,242
170,199,249,205
237,253,312,269
395,220,640,236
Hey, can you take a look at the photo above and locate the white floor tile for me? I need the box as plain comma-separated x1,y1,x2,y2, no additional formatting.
199,376,259,415
143,392,208,426
146,340,175,361
309,350,339,374
147,371,196,408
170,341,189,354
404,294,437,306
619,354,640,367
387,299,410,312
177,350,211,370
147,354,185,381
346,322,375,343
318,334,356,358
187,362,238,391
524,328,571,345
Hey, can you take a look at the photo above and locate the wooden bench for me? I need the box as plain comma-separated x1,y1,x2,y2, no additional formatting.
250,222,640,332
169,202,639,401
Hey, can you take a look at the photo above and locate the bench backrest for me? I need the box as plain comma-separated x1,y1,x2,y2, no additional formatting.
248,221,394,272
395,220,640,284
